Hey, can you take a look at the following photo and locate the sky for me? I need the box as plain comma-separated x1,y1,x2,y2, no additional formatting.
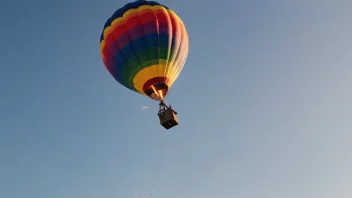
1,0,352,197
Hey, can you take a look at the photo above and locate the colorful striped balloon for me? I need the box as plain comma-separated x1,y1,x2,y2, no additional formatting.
100,0,189,100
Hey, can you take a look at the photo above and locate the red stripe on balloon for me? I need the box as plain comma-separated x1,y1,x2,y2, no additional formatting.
143,77,169,93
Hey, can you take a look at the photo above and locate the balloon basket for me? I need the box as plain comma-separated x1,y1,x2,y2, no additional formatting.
157,101,178,130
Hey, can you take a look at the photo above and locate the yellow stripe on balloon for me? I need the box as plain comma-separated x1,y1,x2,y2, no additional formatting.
133,64,178,94
107,5,166,27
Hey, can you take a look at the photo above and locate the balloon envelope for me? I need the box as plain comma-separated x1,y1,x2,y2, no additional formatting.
100,0,189,100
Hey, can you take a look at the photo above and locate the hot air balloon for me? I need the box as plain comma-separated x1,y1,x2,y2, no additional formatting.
100,0,189,129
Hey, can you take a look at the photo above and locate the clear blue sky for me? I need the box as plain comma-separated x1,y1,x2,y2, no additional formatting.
1,0,352,197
